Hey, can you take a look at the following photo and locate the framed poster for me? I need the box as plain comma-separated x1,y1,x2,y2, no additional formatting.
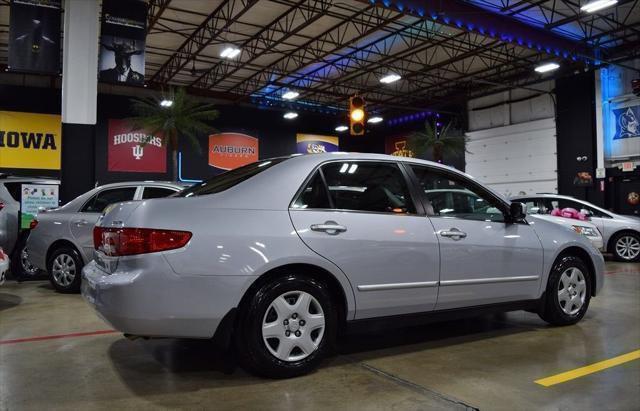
296,134,338,154
20,184,59,229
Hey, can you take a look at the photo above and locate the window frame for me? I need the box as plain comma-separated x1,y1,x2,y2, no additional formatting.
289,159,426,216
80,186,139,213
404,163,518,224
140,185,181,200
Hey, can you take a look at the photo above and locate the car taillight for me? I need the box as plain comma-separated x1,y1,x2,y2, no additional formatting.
0,202,4,211
30,219,38,230
93,227,192,256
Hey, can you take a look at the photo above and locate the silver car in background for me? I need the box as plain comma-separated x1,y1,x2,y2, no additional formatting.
82,153,604,378
512,194,640,262
27,181,183,292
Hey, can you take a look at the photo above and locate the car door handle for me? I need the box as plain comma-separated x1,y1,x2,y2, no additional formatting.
310,221,347,235
439,228,467,240
73,219,89,226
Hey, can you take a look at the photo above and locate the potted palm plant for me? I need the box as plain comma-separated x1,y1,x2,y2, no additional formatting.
128,87,219,181
407,119,469,163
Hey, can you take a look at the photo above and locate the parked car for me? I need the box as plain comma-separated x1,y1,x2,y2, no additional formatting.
512,194,640,262
426,189,604,250
0,247,9,285
27,181,184,293
0,174,60,278
82,153,604,378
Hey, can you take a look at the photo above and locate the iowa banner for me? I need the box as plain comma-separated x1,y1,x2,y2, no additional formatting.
8,0,61,74
0,111,61,169
99,0,147,85
107,119,166,173
296,134,339,154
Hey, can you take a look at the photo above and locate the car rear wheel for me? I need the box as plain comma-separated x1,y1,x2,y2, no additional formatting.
48,246,83,293
538,255,591,326
10,240,43,280
235,275,336,378
611,232,640,262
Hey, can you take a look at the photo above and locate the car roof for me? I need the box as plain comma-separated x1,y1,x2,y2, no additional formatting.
511,193,582,201
96,181,183,190
0,176,60,184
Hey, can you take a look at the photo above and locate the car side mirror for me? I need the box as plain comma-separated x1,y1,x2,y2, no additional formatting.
509,202,527,222
580,208,592,217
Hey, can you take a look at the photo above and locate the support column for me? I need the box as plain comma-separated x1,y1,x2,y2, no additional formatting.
60,0,99,202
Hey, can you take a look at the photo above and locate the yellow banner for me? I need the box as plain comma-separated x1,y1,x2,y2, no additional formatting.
0,111,61,170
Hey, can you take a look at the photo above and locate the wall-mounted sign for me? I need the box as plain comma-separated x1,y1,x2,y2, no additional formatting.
573,171,593,187
98,0,147,85
622,161,636,172
613,105,640,140
385,135,415,157
296,134,339,154
209,133,259,170
20,184,59,229
8,0,61,74
107,119,166,173
0,111,61,170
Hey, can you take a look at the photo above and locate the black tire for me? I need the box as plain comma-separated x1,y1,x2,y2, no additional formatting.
234,274,337,379
538,255,592,326
47,246,84,293
10,237,43,280
610,232,640,262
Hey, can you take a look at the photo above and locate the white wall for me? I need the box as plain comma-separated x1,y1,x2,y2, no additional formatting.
466,80,557,198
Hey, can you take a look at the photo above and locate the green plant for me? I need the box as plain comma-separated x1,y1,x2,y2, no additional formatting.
407,119,470,163
128,87,219,180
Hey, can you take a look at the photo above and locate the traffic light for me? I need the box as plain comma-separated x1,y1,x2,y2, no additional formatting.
349,95,365,136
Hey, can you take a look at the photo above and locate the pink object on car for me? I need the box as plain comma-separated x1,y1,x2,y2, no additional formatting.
551,207,588,221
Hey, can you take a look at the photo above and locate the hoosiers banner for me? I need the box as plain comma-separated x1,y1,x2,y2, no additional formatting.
107,119,166,173
209,133,259,170
296,134,339,154
8,0,61,74
0,111,61,170
99,0,147,85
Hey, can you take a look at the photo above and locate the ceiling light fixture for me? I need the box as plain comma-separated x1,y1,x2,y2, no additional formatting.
380,73,401,84
367,116,383,124
534,62,560,73
580,0,618,13
220,46,241,59
160,99,173,107
283,112,298,119
282,91,299,100
335,125,348,132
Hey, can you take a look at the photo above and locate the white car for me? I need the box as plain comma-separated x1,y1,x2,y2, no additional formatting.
0,247,9,285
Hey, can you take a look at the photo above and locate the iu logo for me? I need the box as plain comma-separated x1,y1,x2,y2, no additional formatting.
132,145,143,160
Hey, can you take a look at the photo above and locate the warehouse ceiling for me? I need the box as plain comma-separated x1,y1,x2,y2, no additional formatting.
1,0,639,114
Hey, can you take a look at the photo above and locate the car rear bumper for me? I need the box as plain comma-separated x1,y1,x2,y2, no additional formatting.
81,255,257,338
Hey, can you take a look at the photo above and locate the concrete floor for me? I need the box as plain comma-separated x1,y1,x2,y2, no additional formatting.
1,260,638,411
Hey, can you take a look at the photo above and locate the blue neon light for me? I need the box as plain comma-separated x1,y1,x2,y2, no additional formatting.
178,152,203,183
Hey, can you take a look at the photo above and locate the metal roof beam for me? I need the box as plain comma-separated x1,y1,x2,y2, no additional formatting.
147,0,172,33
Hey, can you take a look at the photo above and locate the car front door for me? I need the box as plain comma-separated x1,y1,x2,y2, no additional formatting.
410,165,544,310
289,160,440,319
71,186,137,259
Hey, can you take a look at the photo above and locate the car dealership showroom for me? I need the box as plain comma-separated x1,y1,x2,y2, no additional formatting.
0,0,639,409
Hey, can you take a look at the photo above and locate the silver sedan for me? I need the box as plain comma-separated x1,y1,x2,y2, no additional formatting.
82,153,604,378
27,181,183,292
512,194,640,262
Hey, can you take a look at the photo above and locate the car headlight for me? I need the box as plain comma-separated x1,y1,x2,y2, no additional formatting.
572,225,599,237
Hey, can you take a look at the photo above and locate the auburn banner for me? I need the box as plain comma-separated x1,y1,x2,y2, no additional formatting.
296,134,339,154
107,119,166,173
209,133,259,170
0,111,61,169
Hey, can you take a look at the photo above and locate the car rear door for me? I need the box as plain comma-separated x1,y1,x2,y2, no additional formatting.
70,186,137,259
289,160,440,319
409,165,544,310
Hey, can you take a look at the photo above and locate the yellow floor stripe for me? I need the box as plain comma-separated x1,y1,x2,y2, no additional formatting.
535,349,640,387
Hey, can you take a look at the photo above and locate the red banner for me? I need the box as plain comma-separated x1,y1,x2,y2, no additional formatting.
208,133,259,170
107,119,166,173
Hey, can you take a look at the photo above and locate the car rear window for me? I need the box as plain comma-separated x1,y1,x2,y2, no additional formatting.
178,158,287,197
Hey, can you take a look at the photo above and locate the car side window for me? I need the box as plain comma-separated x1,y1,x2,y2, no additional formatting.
519,198,550,214
411,166,505,222
294,162,416,214
81,187,137,213
142,187,178,199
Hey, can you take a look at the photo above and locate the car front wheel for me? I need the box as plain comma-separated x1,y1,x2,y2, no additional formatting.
611,232,640,262
48,246,83,293
235,275,336,378
538,255,592,326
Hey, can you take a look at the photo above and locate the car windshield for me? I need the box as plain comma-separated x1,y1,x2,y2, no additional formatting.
178,158,287,197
